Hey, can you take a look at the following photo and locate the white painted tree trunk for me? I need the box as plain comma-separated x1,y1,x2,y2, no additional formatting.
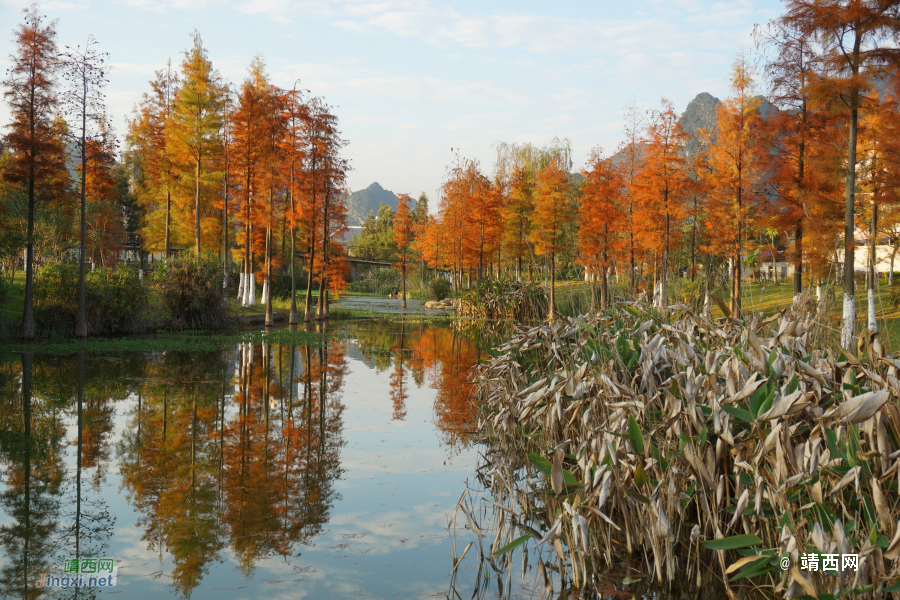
261,279,269,305
248,275,257,306
237,273,245,301
841,293,855,349
242,274,252,306
816,283,822,301
868,288,877,333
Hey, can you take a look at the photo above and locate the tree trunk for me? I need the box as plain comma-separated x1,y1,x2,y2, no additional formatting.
265,224,274,327
590,266,597,312
703,253,711,317
195,156,202,258
75,116,88,338
304,238,315,321
793,220,802,299
841,38,860,350
549,253,556,320
868,200,877,333
660,209,669,308
289,178,298,325
601,249,609,311
690,216,696,283
222,167,229,296
401,256,407,309
164,186,171,258
771,241,778,284
316,192,329,320
890,245,897,286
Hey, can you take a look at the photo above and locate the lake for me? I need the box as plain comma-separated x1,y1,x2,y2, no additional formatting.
0,320,549,599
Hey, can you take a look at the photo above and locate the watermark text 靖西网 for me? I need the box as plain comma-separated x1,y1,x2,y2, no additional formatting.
798,553,858,572
35,558,118,589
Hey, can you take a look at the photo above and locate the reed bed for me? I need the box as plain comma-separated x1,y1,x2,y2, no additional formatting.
468,298,900,599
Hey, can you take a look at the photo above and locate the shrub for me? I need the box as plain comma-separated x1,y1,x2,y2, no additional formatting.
348,267,400,294
34,263,148,336
151,256,228,330
890,281,900,309
428,277,452,301
677,276,706,310
408,288,430,301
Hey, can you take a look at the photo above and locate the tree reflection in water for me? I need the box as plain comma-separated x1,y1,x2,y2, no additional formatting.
349,320,485,450
119,339,346,595
0,322,488,599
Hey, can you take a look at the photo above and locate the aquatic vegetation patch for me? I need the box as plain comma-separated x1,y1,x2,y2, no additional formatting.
0,328,330,354
470,300,900,598
456,278,548,321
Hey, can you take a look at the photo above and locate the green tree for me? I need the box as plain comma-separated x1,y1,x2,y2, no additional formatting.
355,203,397,260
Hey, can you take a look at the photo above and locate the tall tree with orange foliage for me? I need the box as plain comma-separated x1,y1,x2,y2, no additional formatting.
260,77,286,327
437,151,472,290
783,0,900,347
531,158,572,320
281,84,308,325
635,99,689,308
3,6,68,339
757,20,841,302
308,99,348,320
168,32,223,258
619,100,646,290
393,193,413,308
83,122,123,266
127,61,178,258
231,61,270,307
704,56,763,318
579,149,623,310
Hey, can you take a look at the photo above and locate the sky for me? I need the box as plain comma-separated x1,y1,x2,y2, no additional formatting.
0,0,784,202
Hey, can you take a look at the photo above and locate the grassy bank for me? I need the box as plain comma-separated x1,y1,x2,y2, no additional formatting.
0,269,451,341
466,301,900,598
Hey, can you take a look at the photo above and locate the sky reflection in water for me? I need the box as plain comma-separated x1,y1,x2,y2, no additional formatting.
0,321,522,600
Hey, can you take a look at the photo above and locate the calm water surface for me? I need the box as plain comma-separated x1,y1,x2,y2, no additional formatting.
0,321,537,599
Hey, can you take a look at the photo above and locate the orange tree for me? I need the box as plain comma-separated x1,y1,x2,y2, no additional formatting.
634,99,690,308
782,0,900,347
393,193,413,308
2,6,69,339
579,149,623,310
126,62,178,257
703,56,764,318
531,157,573,320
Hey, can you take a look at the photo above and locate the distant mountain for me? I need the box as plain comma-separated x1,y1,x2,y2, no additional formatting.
679,92,721,152
345,182,398,226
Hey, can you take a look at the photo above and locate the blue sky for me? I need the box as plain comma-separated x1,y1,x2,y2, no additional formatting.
1,0,782,202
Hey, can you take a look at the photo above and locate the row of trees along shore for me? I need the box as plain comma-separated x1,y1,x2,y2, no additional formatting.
397,0,900,348
1,5,349,339
7,2,900,347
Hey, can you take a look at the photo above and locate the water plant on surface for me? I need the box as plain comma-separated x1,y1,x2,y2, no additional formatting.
467,300,900,598
456,278,548,321
0,328,331,354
